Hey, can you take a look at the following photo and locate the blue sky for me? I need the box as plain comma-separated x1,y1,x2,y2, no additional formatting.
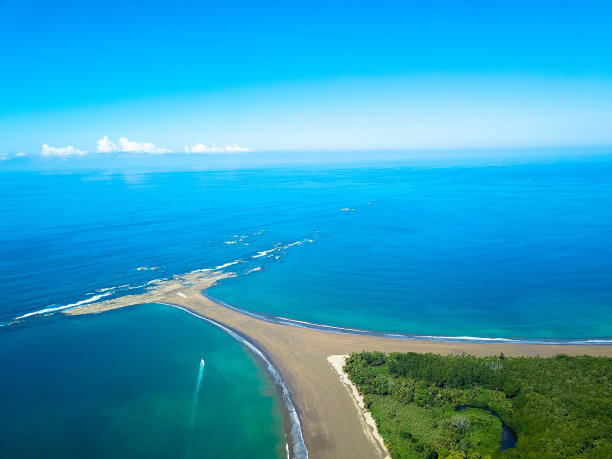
1,0,611,158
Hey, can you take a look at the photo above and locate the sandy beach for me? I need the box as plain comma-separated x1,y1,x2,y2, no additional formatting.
66,276,612,459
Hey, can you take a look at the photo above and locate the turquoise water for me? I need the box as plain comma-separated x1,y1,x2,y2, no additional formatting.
1,156,612,455
0,304,286,458
2,160,611,340
208,161,612,340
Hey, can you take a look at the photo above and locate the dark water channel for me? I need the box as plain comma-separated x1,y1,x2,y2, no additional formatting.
456,405,517,451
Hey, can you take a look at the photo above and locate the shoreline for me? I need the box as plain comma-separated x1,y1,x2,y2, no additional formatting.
61,276,612,458
203,292,612,345
327,355,390,459
157,302,308,459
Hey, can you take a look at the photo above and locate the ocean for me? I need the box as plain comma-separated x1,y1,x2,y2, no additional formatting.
1,156,612,455
0,304,286,458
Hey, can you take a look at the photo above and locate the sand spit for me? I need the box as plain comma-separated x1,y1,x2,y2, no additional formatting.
65,270,233,316
65,277,612,458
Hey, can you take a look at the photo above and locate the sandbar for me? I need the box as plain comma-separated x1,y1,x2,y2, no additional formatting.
65,274,612,459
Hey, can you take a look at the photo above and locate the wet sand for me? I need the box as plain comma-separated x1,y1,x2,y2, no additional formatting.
66,278,612,459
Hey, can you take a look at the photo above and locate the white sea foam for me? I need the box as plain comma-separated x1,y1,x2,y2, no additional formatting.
146,277,166,286
214,260,241,270
11,236,314,327
566,339,612,344
275,316,367,333
97,284,131,293
251,237,313,260
87,284,133,296
159,303,308,459
189,268,213,274
223,240,237,245
416,335,520,342
13,292,113,321
253,248,278,258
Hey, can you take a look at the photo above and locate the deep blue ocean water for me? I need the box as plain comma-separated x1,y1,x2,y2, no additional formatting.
1,157,612,455
2,159,610,339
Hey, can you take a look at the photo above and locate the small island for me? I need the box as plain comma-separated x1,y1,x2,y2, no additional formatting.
344,351,612,458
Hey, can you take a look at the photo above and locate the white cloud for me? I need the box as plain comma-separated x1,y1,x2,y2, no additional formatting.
41,144,87,157
97,136,117,153
224,144,252,153
96,136,170,154
118,137,170,154
0,152,26,161
39,137,248,158
185,143,223,153
184,142,252,154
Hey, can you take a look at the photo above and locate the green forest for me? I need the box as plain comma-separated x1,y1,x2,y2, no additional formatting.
344,351,612,458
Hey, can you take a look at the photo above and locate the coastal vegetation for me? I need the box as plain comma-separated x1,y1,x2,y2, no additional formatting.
344,351,612,458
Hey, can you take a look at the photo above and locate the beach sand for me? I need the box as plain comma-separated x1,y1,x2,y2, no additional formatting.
328,355,390,458
66,277,612,459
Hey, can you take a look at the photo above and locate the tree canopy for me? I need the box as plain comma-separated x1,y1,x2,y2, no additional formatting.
344,351,612,458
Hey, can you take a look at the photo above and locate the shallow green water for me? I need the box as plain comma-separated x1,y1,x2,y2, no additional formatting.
0,304,286,458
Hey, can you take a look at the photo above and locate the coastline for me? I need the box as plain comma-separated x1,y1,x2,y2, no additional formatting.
202,292,612,345
63,276,612,458
327,355,390,459
157,302,308,459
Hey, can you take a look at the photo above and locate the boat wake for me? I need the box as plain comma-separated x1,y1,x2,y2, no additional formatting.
193,358,206,405
190,358,206,427
160,303,308,459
